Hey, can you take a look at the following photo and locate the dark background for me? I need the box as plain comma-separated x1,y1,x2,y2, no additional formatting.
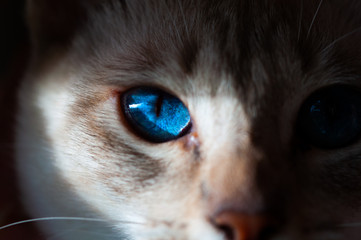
0,0,42,239
0,0,28,77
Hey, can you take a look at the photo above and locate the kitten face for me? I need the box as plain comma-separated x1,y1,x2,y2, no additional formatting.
16,0,361,239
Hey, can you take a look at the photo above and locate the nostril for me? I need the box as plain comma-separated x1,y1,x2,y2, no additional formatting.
211,211,278,240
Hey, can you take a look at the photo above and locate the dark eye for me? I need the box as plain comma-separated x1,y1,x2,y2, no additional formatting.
122,87,192,143
297,85,361,149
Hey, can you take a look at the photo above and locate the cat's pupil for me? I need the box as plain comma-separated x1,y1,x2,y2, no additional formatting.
155,95,164,117
122,87,192,143
297,85,361,149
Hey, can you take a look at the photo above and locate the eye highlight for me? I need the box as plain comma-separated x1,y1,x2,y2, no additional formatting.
122,87,192,143
297,85,361,149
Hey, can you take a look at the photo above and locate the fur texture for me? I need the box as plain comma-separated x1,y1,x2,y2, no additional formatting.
15,0,361,239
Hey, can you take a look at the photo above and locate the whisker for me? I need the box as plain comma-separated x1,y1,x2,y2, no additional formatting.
297,0,304,42
307,0,324,39
321,26,361,53
177,0,190,40
0,216,145,231
0,217,106,231
161,0,183,44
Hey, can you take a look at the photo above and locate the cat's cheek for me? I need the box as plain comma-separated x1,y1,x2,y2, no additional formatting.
124,218,224,240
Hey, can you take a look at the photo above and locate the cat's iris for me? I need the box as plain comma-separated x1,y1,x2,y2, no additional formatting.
297,85,361,149
122,87,192,143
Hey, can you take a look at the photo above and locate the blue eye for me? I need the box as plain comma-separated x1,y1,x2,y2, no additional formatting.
122,87,192,143
297,85,361,149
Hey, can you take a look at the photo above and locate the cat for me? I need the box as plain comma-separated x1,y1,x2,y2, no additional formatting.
10,0,361,239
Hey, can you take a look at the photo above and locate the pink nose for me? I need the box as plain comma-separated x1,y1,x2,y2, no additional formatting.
212,212,277,240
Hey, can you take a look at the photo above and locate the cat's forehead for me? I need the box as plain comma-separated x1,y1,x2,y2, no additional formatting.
70,0,361,120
